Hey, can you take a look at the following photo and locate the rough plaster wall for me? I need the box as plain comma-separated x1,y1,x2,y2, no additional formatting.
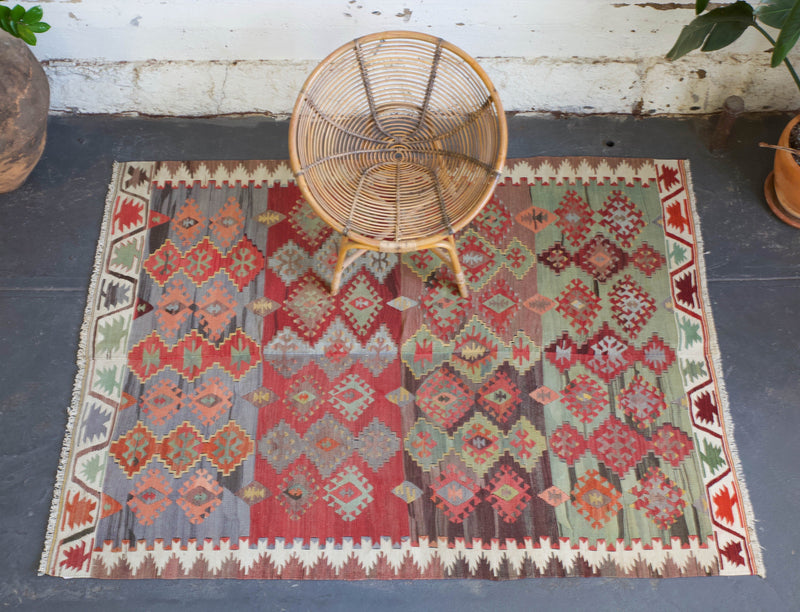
23,0,800,116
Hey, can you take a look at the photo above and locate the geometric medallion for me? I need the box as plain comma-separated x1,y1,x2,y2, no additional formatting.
278,463,319,520
127,467,173,526
404,419,449,471
587,415,649,475
574,234,628,283
422,278,466,341
197,280,238,342
186,377,233,426
523,293,557,315
515,204,558,234
450,317,503,384
617,374,666,430
160,422,203,477
477,278,520,336
284,366,326,422
474,194,513,244
328,373,374,422
210,197,245,250
555,190,594,246
245,296,281,318
549,422,589,465
556,278,602,335
342,274,381,337
402,325,448,380
583,323,634,383
529,385,561,405
177,468,223,524
206,420,254,476
290,198,329,249
651,423,693,467
639,334,677,376
140,378,182,426
258,420,303,474
609,275,656,339
537,242,572,274
506,416,547,471
502,237,536,280
457,231,501,289
561,374,608,424
538,485,569,507
267,240,311,285
630,466,687,529
430,463,482,523
356,418,400,471
156,280,192,339
236,480,271,506
485,464,532,523
599,190,645,249
571,469,622,529
416,366,473,430
172,199,207,247
632,242,666,277
109,421,158,478
477,370,521,424
303,413,355,478
285,274,334,337
454,413,504,478
323,465,374,521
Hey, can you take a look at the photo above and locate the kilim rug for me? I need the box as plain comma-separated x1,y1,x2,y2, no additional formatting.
40,157,763,579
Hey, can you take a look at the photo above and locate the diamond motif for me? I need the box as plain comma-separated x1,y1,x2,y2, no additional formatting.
209,197,245,249
502,238,536,280
561,374,608,423
640,334,676,376
544,332,579,374
196,280,238,342
529,386,561,405
160,422,203,476
537,242,572,274
651,423,694,467
314,317,360,380
177,468,223,524
342,275,381,337
109,422,158,478
523,293,556,315
404,419,449,471
363,250,398,283
183,237,221,286
556,278,602,335
303,413,355,477
454,413,504,477
206,420,254,476
328,374,374,421
257,209,286,228
617,375,666,429
225,236,265,291
284,365,326,422
361,324,398,377
538,485,569,507
474,194,513,244
262,328,314,378
387,296,418,311
143,239,183,286
267,240,311,284
422,279,467,341
574,234,628,282
583,323,634,382
477,370,521,424
323,465,374,521
555,190,594,246
243,386,277,408
172,199,207,247
416,367,473,430
127,468,172,525
278,464,319,520
478,278,520,336
401,324,448,379
599,190,645,248
515,205,557,233
549,422,589,464
356,418,400,471
457,231,501,288
506,416,547,471
630,466,687,529
156,280,192,339
587,415,649,474
246,296,281,317
403,250,440,281
285,274,335,337
291,197,330,248
486,465,532,523
450,317,503,384
392,480,423,503
236,481,270,506
385,387,413,407
430,463,481,523
632,243,666,277
141,378,182,426
571,469,622,528
609,275,656,339
258,420,303,473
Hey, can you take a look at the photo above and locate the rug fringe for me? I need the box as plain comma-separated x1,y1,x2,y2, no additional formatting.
38,162,123,576
682,160,765,578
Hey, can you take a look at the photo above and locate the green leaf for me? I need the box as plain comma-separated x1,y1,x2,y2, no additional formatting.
667,2,755,60
696,0,710,14
757,0,799,29
773,0,800,65
27,21,49,33
0,7,9,19
16,22,35,45
9,4,23,20
23,5,42,23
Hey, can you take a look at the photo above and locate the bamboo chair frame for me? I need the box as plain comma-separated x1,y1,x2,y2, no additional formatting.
289,30,508,297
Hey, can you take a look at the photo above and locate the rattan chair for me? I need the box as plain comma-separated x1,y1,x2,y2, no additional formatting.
289,30,507,297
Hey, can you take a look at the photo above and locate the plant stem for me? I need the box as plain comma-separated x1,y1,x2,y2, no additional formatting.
753,23,800,93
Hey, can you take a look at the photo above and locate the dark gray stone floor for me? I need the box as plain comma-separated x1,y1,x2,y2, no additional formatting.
1,114,798,611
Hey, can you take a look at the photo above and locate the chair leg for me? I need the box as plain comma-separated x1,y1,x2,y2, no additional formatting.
331,235,367,295
441,235,469,298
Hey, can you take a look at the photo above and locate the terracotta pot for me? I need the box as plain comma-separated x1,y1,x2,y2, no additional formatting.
0,31,49,193
772,113,800,222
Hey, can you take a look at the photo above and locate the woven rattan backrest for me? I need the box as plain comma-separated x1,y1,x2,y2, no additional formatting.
289,30,507,251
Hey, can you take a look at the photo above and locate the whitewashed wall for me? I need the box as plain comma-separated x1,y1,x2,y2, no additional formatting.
23,0,800,116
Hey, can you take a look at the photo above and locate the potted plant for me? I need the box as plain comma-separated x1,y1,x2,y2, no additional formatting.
667,0,800,227
0,2,50,193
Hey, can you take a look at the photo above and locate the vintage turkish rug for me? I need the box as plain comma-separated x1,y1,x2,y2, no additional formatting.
40,158,763,579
